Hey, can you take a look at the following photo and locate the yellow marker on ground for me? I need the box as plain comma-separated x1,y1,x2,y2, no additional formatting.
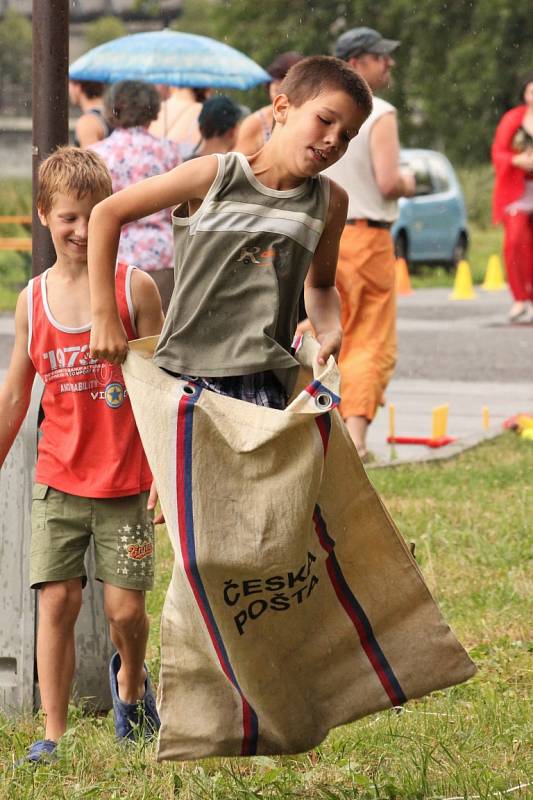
482,255,506,291
450,260,476,300
386,403,455,447
389,403,396,440
482,406,490,430
431,405,449,440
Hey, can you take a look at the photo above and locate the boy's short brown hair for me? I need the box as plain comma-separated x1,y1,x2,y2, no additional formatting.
280,55,373,118
37,146,112,216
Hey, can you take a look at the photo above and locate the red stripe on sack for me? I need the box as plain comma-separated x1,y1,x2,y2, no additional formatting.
175,393,259,754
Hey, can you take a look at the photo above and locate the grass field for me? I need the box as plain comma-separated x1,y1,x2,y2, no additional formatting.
1,434,531,799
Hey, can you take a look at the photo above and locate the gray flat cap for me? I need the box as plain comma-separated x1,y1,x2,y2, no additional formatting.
335,27,400,60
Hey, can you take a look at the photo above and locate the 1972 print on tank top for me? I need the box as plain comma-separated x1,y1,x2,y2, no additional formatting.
28,262,151,498
155,152,330,391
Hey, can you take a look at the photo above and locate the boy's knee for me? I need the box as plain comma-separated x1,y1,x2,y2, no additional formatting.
39,579,82,625
106,595,147,632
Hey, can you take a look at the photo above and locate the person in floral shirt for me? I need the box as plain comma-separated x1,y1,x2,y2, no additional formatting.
91,80,181,311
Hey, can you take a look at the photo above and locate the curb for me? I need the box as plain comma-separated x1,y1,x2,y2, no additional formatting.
367,426,505,470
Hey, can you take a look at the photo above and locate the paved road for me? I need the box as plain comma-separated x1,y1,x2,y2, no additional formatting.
2,286,532,464
393,287,532,382
367,287,533,463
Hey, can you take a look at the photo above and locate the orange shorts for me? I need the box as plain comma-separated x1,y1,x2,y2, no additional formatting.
336,222,397,422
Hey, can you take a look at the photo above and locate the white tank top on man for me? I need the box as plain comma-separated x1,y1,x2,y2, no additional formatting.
324,96,399,223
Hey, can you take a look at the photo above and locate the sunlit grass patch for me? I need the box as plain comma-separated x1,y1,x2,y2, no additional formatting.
1,434,531,798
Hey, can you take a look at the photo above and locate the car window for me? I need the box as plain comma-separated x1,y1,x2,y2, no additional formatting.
400,155,433,196
428,156,451,193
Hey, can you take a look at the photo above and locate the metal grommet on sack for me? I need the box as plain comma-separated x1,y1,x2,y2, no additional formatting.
315,392,332,410
182,384,197,397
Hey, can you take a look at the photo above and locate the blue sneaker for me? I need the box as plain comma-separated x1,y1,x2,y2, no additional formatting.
109,652,160,741
18,739,57,765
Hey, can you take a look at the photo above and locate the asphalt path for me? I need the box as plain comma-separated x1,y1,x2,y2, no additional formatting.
367,286,533,463
393,287,532,383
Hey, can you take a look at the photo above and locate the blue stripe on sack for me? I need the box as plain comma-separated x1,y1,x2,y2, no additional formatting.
306,379,341,407
179,389,259,754
313,505,407,707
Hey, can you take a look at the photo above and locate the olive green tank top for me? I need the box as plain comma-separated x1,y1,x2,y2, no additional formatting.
154,151,330,391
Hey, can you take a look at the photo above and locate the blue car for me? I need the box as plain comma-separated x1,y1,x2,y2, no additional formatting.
392,149,469,270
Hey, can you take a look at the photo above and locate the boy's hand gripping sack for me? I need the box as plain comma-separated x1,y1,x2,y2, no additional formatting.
122,335,475,761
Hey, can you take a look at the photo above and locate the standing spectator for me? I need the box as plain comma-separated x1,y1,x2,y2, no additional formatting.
492,75,533,322
69,80,110,147
150,87,209,160
188,96,243,159
236,52,303,154
91,80,181,313
324,27,415,460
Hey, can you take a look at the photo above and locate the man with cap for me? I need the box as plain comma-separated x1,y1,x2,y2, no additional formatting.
324,27,415,461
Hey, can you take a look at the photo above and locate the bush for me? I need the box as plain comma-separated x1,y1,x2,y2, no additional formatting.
457,164,495,230
0,10,31,85
0,179,32,307
0,178,32,216
0,250,29,285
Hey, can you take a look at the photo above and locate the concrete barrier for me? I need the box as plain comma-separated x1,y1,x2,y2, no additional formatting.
0,378,114,715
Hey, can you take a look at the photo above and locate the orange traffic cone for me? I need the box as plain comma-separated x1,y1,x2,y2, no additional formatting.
395,257,413,295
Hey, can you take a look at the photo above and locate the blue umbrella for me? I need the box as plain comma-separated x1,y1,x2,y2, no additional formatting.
69,30,270,90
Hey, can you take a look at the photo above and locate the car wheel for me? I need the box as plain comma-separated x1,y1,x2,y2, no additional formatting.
395,231,408,262
448,232,468,271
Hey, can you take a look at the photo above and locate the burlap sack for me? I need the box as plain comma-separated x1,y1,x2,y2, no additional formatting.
123,335,475,761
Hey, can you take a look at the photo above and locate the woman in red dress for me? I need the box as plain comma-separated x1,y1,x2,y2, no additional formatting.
492,75,533,322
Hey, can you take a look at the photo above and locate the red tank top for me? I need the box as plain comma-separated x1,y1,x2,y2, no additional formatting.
28,262,152,498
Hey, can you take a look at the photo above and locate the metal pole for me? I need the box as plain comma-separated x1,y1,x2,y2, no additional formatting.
32,0,69,276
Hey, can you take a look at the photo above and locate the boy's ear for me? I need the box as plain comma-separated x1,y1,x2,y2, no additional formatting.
37,207,48,228
272,93,290,125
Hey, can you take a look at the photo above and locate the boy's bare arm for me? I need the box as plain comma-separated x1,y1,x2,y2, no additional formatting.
128,269,166,520
130,269,165,339
88,155,220,364
0,289,36,467
304,180,348,365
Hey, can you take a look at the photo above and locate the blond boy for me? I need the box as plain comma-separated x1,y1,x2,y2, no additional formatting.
0,147,164,763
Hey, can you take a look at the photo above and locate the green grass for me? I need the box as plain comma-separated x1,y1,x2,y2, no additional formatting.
0,250,30,311
1,434,531,798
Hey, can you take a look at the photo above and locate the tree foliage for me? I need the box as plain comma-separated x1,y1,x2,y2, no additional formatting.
85,15,126,50
175,0,532,164
0,10,32,86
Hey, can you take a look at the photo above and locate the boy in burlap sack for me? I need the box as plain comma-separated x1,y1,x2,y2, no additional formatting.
86,57,475,759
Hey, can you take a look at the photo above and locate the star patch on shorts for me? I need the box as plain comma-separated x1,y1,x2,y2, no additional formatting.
116,522,154,578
